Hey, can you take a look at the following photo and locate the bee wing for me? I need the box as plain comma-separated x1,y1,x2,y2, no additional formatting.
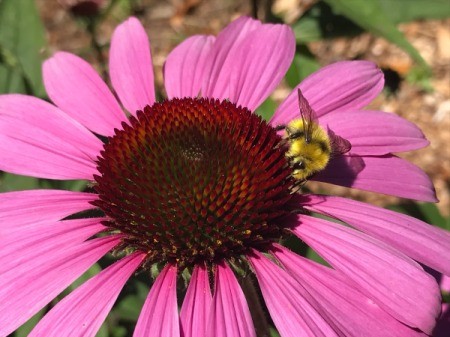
347,155,365,174
328,128,352,155
297,88,318,143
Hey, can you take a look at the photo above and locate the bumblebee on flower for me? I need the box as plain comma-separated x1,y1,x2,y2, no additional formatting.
276,88,351,182
0,15,449,337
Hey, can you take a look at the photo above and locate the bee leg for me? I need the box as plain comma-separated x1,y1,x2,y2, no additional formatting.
274,137,290,149
290,179,306,194
273,124,286,131
288,207,310,215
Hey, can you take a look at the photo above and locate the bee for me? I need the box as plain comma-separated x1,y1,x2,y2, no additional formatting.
276,88,351,181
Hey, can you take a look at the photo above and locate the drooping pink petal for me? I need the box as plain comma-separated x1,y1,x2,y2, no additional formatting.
227,23,295,111
273,245,428,337
0,235,121,337
206,262,256,337
201,16,261,100
43,52,126,136
319,110,429,155
110,17,155,115
270,61,384,127
300,194,450,276
292,215,441,334
29,252,145,337
164,35,215,99
313,154,437,202
0,218,105,275
248,251,339,337
134,264,180,337
180,264,212,337
0,95,102,179
0,189,96,234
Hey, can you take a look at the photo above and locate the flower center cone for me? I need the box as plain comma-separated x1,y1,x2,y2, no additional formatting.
93,97,297,267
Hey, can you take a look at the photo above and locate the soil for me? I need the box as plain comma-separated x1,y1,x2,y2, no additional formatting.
37,0,450,215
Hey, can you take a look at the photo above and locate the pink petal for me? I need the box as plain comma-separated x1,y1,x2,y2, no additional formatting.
271,61,384,127
273,245,428,337
441,275,450,292
292,215,442,334
301,194,450,276
29,252,145,337
180,264,212,337
0,94,102,180
207,262,256,337
0,95,102,156
0,235,120,337
201,16,262,100
228,23,295,111
314,154,437,202
43,52,126,136
0,218,105,275
248,251,339,337
109,17,155,115
134,264,180,337
0,189,96,234
164,35,215,99
319,110,428,155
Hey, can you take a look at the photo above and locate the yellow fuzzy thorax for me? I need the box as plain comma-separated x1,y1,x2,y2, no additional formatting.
285,119,331,181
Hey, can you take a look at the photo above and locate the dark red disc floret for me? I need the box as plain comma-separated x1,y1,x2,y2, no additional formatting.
92,97,296,267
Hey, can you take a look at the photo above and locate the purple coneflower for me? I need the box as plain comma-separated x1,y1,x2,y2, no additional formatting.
0,16,449,337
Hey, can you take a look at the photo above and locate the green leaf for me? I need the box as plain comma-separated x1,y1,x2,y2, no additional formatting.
415,203,448,230
40,179,88,192
0,0,46,96
96,323,110,337
270,328,281,337
255,97,277,122
58,263,102,300
292,2,363,43
14,307,46,337
387,202,450,231
442,291,450,304
323,0,431,74
113,281,149,322
114,294,144,321
111,326,128,337
292,16,323,43
65,263,102,294
0,46,27,93
406,66,434,91
0,172,40,191
377,0,450,23
306,247,329,266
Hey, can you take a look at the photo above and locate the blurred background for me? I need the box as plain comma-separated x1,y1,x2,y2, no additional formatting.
0,0,449,336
